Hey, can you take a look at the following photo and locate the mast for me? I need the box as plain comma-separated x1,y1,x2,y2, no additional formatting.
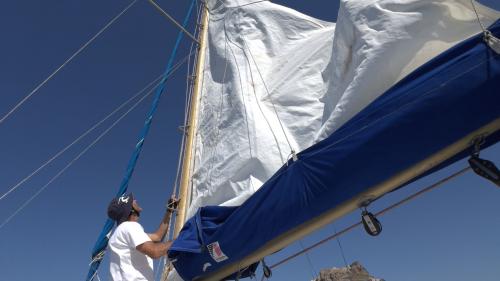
161,4,208,281
174,2,209,240
161,4,209,281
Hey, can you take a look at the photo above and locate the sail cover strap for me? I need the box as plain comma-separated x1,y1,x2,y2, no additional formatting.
85,1,197,280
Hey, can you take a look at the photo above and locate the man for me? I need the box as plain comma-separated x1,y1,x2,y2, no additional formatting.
107,193,177,281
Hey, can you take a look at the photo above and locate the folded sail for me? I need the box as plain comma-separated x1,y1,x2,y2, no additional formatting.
171,20,500,280
171,0,500,280
316,0,499,139
187,0,498,220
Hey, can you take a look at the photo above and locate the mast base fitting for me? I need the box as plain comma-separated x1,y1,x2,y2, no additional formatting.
361,210,382,236
468,156,500,187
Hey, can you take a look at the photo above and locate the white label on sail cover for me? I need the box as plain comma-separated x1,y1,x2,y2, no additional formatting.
207,241,228,263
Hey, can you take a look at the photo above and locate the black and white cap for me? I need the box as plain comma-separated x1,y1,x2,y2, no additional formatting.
107,193,134,225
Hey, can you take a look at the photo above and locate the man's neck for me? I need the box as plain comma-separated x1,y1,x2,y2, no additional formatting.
128,215,140,222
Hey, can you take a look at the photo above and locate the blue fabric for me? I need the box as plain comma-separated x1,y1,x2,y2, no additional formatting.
85,1,197,280
168,21,500,280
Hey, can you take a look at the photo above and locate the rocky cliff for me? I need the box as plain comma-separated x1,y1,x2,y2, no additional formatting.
312,261,384,281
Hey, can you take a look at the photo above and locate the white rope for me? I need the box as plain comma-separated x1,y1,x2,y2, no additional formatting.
242,38,295,157
0,0,139,126
223,17,287,164
88,271,99,281
470,0,500,54
90,251,106,265
0,52,193,229
221,7,297,164
0,53,192,202
470,0,487,33
225,27,255,159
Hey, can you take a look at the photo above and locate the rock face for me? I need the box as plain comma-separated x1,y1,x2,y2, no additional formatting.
313,261,384,281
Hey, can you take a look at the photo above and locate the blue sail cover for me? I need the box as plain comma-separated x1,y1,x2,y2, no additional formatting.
168,22,500,280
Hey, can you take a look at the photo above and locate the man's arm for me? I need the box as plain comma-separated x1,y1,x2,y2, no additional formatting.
148,197,178,242
148,209,173,242
136,241,173,259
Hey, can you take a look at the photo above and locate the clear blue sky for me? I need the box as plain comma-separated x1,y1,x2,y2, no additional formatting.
0,1,498,281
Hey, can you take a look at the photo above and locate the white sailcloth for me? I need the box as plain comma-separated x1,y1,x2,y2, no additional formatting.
186,0,336,218
185,0,499,219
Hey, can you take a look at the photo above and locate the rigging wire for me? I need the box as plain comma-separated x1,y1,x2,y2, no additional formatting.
298,240,318,279
0,0,139,126
332,224,349,268
0,83,154,230
148,0,199,44
204,0,269,13
0,53,193,202
86,3,198,278
0,53,193,230
267,167,472,270
0,77,160,202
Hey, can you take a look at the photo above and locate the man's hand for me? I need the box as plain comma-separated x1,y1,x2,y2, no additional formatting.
148,196,180,242
166,196,179,213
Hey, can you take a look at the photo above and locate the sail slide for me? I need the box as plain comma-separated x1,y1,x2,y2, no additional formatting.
169,19,500,280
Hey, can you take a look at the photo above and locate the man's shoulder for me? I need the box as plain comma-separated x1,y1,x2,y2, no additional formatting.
116,221,145,233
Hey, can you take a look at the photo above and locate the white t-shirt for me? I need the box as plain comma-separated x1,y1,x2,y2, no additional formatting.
108,221,154,281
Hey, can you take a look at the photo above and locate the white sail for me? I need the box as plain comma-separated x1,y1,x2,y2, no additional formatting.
186,0,498,220
316,0,499,139
186,0,336,218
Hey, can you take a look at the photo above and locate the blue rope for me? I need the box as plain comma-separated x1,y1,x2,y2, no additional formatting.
85,1,197,280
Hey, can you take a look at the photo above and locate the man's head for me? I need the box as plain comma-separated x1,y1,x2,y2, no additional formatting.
107,193,135,225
